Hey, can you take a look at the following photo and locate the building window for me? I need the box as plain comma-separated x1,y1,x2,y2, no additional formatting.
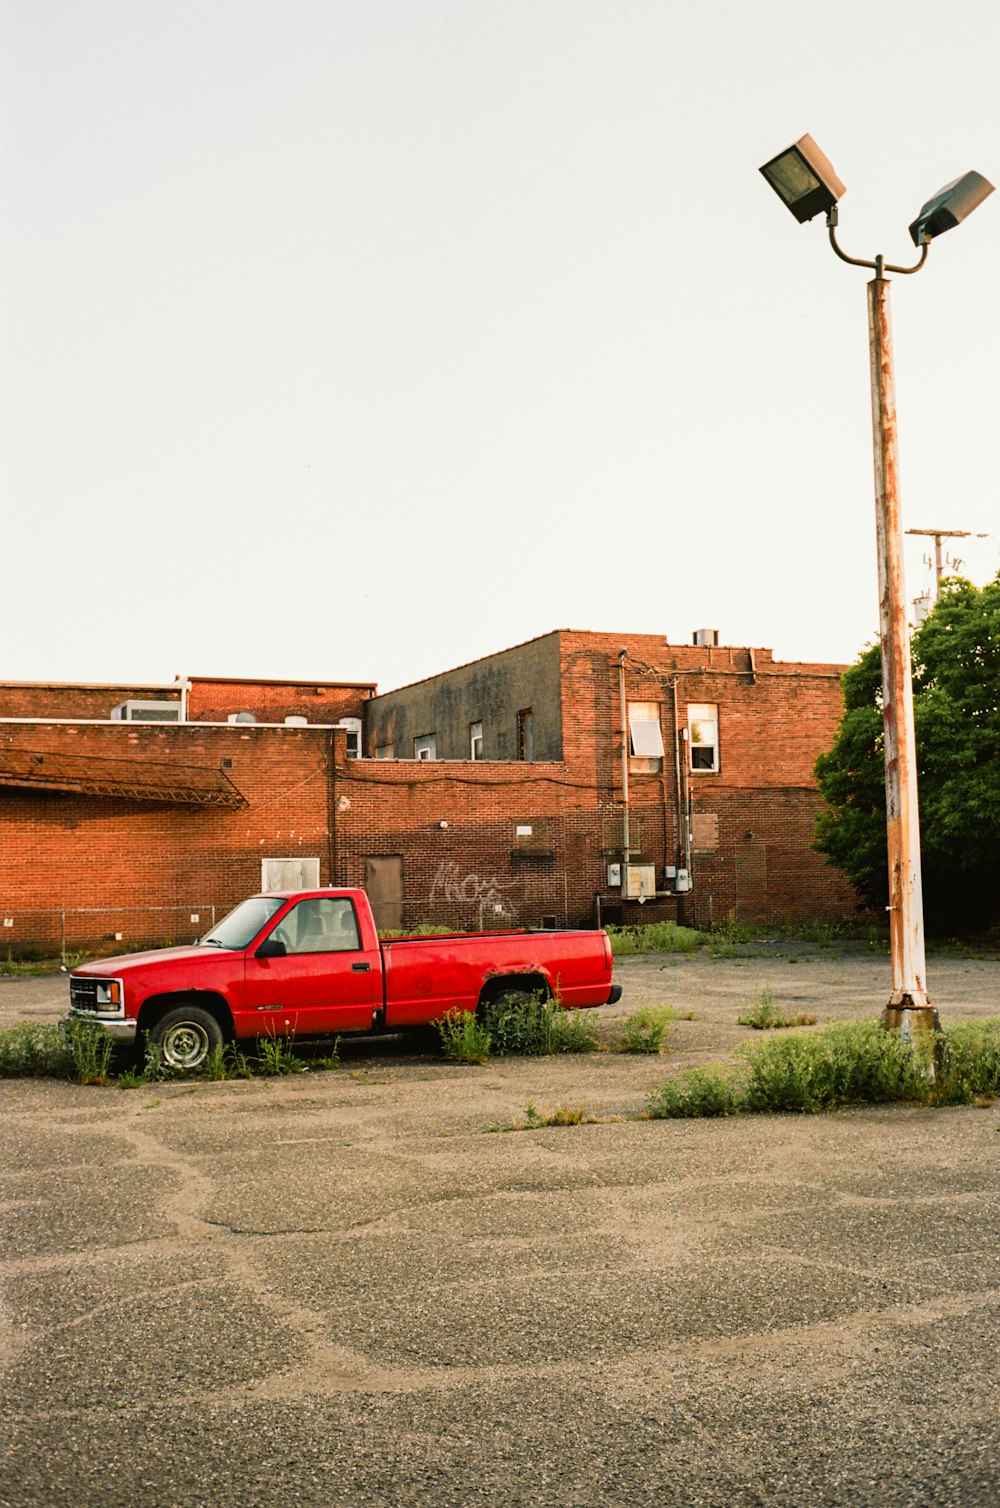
688,703,719,771
336,717,362,758
628,702,664,772
470,721,483,760
414,734,437,761
517,708,533,761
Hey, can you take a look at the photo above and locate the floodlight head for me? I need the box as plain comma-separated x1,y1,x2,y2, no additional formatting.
908,171,994,245
759,134,846,223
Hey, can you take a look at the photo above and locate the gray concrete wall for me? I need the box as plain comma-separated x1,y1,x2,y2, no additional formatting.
365,632,563,761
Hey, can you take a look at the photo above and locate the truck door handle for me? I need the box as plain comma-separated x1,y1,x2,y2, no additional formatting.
352,962,371,972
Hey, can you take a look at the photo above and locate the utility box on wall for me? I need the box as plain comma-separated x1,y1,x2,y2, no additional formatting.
624,864,657,900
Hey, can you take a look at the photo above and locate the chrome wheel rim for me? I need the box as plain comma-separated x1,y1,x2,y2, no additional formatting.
161,1021,211,1069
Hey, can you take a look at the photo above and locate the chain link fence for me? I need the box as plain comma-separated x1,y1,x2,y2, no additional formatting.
1,905,219,961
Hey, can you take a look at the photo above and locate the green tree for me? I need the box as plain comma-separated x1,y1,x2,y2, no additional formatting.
814,574,1000,935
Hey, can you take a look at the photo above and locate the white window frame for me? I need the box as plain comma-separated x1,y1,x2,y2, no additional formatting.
628,702,665,759
688,703,720,772
336,718,362,758
414,734,437,761
470,721,483,761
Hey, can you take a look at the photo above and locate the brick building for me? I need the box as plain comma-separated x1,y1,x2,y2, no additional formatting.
0,633,860,953
0,677,372,954
348,630,858,932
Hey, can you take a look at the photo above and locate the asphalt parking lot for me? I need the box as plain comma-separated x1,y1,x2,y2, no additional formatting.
2,947,998,1507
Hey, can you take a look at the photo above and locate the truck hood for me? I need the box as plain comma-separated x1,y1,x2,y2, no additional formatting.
73,944,238,977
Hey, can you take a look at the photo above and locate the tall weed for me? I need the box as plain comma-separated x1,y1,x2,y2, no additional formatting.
934,1019,1000,1104
61,1017,115,1085
479,993,597,1055
620,1006,678,1054
647,1065,740,1118
434,1009,491,1064
255,1030,307,1075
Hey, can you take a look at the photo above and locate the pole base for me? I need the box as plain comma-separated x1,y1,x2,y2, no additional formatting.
881,1004,939,1033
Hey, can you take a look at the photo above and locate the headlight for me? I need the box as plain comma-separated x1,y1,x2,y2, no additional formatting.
95,980,122,1008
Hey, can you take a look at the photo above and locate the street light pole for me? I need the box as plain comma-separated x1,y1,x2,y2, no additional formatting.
825,214,937,1032
867,271,934,1030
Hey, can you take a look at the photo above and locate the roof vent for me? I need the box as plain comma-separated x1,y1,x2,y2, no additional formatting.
692,628,719,647
227,711,257,724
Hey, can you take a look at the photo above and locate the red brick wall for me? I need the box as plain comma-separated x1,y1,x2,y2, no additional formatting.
0,684,180,720
555,632,859,923
0,722,339,954
186,679,375,725
335,756,611,930
0,679,376,725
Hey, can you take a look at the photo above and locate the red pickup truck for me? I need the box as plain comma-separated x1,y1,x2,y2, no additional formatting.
68,888,621,1070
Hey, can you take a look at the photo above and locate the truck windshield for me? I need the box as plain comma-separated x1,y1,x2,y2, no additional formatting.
201,896,285,950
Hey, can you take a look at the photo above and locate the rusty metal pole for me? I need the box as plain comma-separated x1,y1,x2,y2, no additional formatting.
618,649,631,868
866,271,938,1034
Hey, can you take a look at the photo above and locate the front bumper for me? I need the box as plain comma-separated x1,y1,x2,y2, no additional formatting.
68,1010,138,1045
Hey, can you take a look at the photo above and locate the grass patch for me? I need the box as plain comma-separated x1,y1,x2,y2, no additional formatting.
935,1020,1000,1105
254,1029,307,1075
1,950,89,977
619,1005,679,1054
648,1018,1000,1118
0,1017,115,1086
433,995,600,1062
606,922,705,956
1,1020,336,1086
737,987,818,1031
646,1065,741,1118
524,1100,586,1127
434,1009,492,1064
0,1022,75,1077
311,1040,342,1072
478,993,599,1056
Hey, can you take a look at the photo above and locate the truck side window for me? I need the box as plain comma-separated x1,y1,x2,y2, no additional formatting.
275,898,361,954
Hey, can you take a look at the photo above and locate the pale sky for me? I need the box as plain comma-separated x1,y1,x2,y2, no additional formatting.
2,0,997,693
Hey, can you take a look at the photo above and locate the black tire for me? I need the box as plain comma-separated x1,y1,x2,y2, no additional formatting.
477,987,540,1019
150,1005,224,1071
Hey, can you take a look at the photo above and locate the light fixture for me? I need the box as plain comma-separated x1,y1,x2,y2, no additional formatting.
908,170,994,245
758,134,846,223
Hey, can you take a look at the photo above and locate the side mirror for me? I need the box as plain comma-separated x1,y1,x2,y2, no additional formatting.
255,937,287,959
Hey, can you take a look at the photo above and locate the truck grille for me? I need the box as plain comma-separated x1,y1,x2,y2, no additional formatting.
70,979,100,1011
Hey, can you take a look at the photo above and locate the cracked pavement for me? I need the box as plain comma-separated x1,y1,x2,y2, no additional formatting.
1,949,998,1506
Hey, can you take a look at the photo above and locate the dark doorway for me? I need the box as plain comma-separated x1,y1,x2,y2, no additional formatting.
365,856,403,933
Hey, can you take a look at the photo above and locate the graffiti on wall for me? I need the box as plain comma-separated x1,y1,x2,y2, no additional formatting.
428,862,518,929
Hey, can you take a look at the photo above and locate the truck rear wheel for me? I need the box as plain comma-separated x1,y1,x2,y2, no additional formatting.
150,1006,223,1071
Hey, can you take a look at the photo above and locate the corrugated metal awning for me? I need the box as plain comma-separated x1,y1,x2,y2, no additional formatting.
0,750,247,808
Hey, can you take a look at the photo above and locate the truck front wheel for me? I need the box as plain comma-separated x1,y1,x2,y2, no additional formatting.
150,1006,223,1071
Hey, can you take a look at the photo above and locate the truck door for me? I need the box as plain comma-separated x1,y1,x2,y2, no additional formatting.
243,895,382,1036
